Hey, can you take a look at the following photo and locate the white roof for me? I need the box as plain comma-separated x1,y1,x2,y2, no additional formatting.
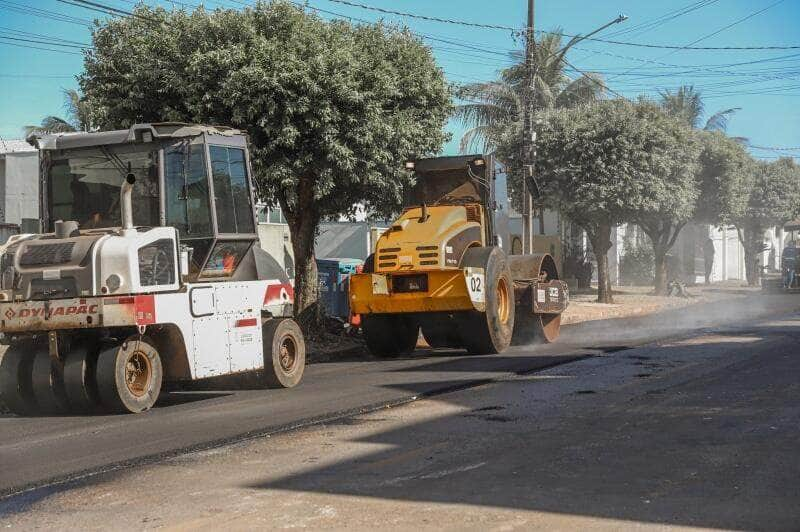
0,139,37,155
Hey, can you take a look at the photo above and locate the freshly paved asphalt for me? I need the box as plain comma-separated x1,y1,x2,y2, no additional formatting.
0,293,797,497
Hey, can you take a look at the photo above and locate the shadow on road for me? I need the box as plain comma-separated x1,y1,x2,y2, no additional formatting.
245,322,800,530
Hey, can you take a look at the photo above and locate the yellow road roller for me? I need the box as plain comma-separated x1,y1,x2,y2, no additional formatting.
349,155,568,357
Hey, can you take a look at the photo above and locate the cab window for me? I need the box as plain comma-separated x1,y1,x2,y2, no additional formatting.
210,146,255,234
48,145,159,230
164,142,213,237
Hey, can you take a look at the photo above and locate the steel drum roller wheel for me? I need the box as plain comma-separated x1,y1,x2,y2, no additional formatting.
513,311,561,344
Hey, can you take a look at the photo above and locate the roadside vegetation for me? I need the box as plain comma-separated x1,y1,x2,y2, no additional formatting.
25,2,800,309
457,42,800,300
78,1,452,317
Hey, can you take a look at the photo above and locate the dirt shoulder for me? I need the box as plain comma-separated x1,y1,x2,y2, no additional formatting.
562,283,758,325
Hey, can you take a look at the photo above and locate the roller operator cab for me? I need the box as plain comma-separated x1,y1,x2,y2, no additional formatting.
349,155,568,357
0,123,305,416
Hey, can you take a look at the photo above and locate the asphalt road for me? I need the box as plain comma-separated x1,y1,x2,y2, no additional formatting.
0,292,797,498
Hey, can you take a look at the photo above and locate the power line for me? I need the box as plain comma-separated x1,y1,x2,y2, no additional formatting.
666,0,787,55
0,34,88,49
319,0,518,31
55,0,161,23
0,26,91,46
316,0,800,51
750,145,800,151
0,40,83,55
605,0,789,83
559,57,627,100
603,0,720,39
0,74,76,79
55,0,137,18
0,1,92,26
559,32,800,51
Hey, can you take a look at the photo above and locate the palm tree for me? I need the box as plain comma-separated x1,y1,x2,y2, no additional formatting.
24,89,94,137
658,85,740,133
454,30,605,153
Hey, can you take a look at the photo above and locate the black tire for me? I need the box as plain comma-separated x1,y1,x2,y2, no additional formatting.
362,314,419,358
0,344,39,416
96,336,163,414
262,318,306,388
31,348,69,415
420,313,462,349
459,247,515,355
63,345,100,413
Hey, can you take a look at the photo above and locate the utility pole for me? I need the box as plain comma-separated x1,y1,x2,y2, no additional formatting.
521,0,535,254
520,6,626,254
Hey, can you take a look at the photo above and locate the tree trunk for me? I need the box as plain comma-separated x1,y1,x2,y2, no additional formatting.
738,226,763,286
290,215,319,316
653,247,668,295
587,223,614,304
639,220,686,296
279,178,320,318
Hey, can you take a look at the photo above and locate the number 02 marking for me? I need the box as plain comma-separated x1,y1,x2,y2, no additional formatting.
467,272,485,304
470,276,482,292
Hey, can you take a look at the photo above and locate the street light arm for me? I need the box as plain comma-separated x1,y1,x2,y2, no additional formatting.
548,14,628,62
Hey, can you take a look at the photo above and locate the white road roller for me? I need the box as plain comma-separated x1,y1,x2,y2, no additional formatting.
0,123,304,415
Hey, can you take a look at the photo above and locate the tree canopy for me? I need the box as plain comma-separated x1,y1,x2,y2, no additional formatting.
23,89,93,137
694,130,752,226
81,1,452,313
733,158,800,284
453,31,604,155
531,99,699,301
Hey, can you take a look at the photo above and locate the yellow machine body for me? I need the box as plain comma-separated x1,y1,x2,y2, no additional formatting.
349,203,486,315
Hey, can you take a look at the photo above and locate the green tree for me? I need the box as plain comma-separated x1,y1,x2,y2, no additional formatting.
23,89,93,137
80,2,451,314
453,31,604,155
693,131,753,227
659,85,740,133
732,158,800,285
531,99,698,302
631,102,701,295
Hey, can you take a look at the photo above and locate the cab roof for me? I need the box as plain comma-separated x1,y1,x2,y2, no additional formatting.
29,122,245,151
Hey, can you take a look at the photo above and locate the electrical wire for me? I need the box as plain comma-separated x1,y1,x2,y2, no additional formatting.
605,0,789,83
312,0,800,51
318,0,518,31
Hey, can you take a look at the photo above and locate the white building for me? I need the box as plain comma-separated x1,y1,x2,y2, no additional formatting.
606,222,751,286
0,139,39,234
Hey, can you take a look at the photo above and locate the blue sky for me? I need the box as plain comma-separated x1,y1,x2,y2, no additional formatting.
1,0,799,161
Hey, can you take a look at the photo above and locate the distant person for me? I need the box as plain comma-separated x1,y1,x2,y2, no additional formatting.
782,241,797,289
703,238,715,285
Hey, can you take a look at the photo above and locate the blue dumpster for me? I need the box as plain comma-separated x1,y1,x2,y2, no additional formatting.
316,258,364,318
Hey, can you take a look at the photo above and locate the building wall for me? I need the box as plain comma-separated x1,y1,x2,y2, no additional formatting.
257,222,294,278
600,222,749,286
0,152,39,225
316,222,388,260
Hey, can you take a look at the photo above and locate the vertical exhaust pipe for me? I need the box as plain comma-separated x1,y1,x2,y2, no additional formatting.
121,173,136,235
